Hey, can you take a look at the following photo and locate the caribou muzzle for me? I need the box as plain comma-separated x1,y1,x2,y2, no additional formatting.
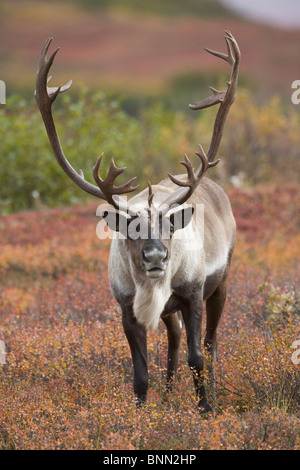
141,241,168,279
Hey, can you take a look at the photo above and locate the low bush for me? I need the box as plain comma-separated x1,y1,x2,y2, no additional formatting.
1,90,300,213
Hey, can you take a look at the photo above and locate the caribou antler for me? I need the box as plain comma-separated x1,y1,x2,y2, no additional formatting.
35,34,239,214
160,31,240,210
190,30,240,163
93,154,138,209
35,37,138,210
160,146,219,209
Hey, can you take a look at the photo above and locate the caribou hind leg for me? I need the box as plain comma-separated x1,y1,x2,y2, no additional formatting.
204,268,229,401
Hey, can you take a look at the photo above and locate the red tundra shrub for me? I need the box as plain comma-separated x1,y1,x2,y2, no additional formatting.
0,184,299,449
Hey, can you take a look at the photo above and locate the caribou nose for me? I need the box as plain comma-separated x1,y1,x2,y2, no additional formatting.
142,246,168,266
142,243,168,279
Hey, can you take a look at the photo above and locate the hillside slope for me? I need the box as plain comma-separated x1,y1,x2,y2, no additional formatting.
1,1,299,99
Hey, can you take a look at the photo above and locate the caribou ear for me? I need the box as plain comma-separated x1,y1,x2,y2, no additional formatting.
169,206,194,232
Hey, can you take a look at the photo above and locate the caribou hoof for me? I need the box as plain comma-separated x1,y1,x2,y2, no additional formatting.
136,396,147,409
198,398,212,415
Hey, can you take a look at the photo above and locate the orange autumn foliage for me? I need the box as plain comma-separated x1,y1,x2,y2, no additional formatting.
0,183,299,450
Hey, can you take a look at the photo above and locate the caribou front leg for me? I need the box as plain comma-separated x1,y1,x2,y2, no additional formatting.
181,293,212,413
162,312,182,392
122,306,148,406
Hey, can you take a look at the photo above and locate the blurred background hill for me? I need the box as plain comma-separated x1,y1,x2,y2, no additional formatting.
0,0,300,212
1,0,300,102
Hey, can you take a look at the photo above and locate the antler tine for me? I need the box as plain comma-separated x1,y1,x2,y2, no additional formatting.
93,154,139,210
189,87,226,111
205,31,235,66
204,46,228,63
35,37,72,104
147,181,154,208
189,31,239,113
195,145,220,177
168,155,196,188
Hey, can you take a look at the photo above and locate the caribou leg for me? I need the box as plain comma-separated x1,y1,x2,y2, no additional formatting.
162,312,182,392
122,306,148,406
205,267,230,397
181,293,212,413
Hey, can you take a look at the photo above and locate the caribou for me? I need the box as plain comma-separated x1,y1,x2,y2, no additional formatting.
35,31,240,413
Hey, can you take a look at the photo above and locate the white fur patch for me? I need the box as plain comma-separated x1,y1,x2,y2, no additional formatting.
133,282,172,331
205,250,227,277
